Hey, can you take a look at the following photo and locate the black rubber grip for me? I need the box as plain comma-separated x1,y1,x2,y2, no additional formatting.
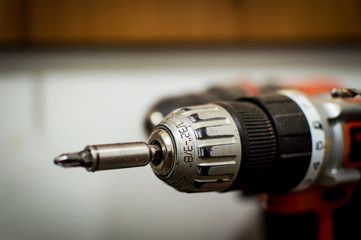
218,101,277,193
219,93,312,194
250,94,312,193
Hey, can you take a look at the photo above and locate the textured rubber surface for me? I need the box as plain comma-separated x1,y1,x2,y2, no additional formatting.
220,93,312,194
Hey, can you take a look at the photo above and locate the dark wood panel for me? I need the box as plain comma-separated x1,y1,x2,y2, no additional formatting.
0,0,26,43
241,0,361,42
1,0,361,45
27,0,245,44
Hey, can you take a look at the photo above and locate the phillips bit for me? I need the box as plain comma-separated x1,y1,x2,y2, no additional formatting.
54,151,92,168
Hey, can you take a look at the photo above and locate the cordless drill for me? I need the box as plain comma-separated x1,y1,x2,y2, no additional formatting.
54,82,361,240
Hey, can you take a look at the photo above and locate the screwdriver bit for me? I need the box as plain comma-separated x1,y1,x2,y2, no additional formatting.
54,142,161,172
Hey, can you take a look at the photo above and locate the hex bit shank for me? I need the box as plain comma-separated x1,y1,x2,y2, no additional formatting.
54,142,161,172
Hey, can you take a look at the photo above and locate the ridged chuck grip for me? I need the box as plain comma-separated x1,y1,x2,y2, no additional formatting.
219,94,312,194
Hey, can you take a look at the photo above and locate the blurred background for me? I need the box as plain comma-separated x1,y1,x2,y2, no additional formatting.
1,1,361,240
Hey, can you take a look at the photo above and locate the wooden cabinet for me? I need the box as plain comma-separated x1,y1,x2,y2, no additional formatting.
1,0,361,45
0,0,25,43
241,0,361,43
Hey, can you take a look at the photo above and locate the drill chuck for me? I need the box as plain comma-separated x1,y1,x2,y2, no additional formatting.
147,90,323,193
149,104,243,192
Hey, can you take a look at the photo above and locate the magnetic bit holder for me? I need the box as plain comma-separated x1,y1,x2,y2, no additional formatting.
54,142,162,172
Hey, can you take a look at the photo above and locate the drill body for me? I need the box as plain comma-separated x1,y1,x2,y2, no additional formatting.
149,89,361,240
55,85,361,240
